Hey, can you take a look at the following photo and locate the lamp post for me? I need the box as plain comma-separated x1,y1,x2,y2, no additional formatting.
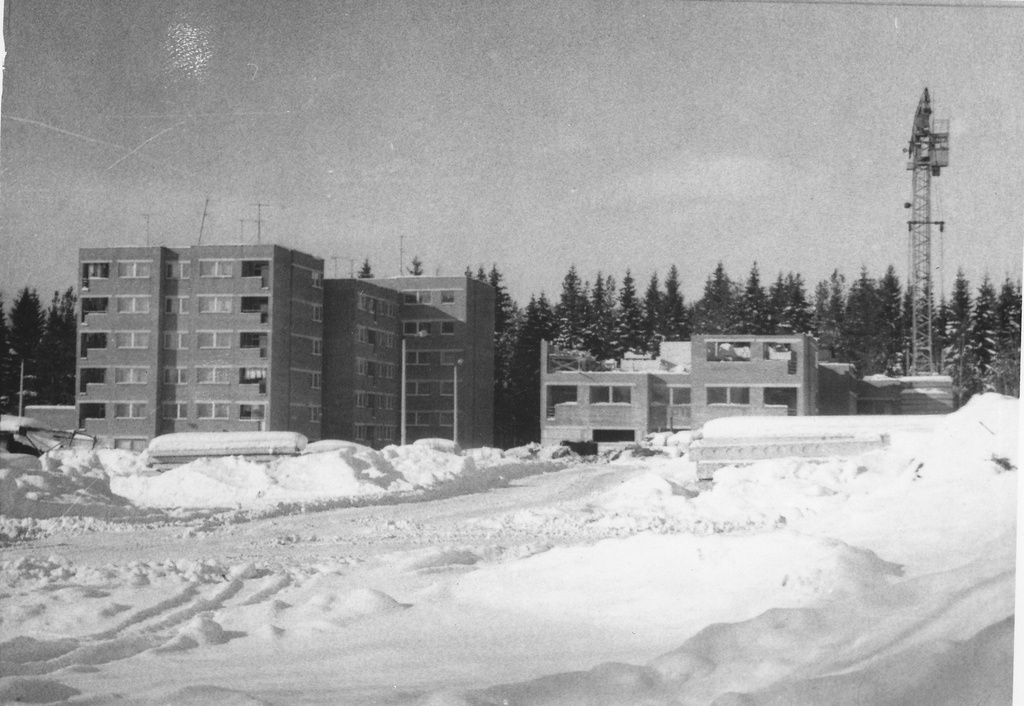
400,329,428,446
452,358,463,444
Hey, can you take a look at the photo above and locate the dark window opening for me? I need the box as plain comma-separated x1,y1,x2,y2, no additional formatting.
241,260,270,288
81,262,110,289
81,297,109,322
546,385,578,419
764,387,798,415
81,332,107,357
80,367,106,392
79,403,106,422
706,341,753,362
592,429,636,443
670,387,691,405
239,367,268,394
239,332,268,358
241,296,270,323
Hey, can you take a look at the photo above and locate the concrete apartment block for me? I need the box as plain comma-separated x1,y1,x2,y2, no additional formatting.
372,276,495,449
77,245,324,449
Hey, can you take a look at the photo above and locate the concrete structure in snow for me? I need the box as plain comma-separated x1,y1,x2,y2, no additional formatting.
75,245,495,451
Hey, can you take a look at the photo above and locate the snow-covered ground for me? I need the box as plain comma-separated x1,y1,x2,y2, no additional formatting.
0,395,1017,705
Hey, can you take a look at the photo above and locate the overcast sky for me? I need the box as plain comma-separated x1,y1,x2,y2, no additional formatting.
1,0,1021,306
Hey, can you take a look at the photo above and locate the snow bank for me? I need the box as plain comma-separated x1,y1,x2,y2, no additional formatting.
147,431,307,456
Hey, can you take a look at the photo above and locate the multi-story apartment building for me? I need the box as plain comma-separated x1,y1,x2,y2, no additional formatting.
322,279,402,448
541,334,820,446
372,276,495,449
76,246,495,450
77,245,324,450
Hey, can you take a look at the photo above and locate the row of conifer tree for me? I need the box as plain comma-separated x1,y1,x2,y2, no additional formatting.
1,260,1020,447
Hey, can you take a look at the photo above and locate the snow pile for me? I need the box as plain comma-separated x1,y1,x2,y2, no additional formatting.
147,431,308,457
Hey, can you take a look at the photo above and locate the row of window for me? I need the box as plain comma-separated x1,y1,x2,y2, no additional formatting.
405,349,464,366
357,326,396,349
357,294,397,318
405,410,454,427
82,259,322,284
80,401,322,422
403,290,457,305
80,331,321,356
705,341,796,363
354,391,397,410
406,380,455,396
80,366,322,393
547,385,795,407
353,424,396,442
403,320,455,336
355,358,397,379
82,295,277,318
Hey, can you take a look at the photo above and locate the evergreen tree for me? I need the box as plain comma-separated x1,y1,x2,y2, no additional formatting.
7,287,46,413
408,256,424,276
553,266,588,351
488,265,521,448
476,266,487,282
38,287,78,405
641,273,664,355
661,265,689,341
612,270,644,359
843,267,882,375
991,277,1022,396
942,269,975,407
971,276,999,385
783,273,814,334
812,270,846,360
584,273,615,360
692,262,736,334
357,259,373,278
506,293,557,444
877,266,904,374
737,262,770,334
768,273,788,334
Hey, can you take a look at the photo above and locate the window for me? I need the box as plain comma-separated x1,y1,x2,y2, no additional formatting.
406,411,431,427
707,386,750,405
764,343,794,360
239,367,268,394
440,380,454,396
440,290,456,304
165,296,189,314
403,291,431,305
239,404,266,421
114,367,148,384
81,332,107,356
312,304,323,322
197,331,231,349
764,387,798,415
312,338,322,356
310,405,322,423
115,331,150,349
354,424,368,441
438,412,454,427
166,261,191,279
440,351,463,366
196,402,230,419
311,372,321,389
355,391,370,408
670,387,692,405
197,295,233,314
80,367,106,392
406,381,431,396
117,261,151,278
239,332,268,357
113,402,147,419
199,259,233,278
241,260,269,278
407,350,435,366
82,262,110,280
312,271,323,289
706,341,753,362
115,296,150,314
593,429,636,443
404,321,431,335
196,367,231,384
81,297,109,320
113,438,148,452
241,297,269,323
163,402,188,420
163,367,188,385
164,331,188,350
440,321,455,335
549,385,578,405
79,403,106,419
589,386,631,404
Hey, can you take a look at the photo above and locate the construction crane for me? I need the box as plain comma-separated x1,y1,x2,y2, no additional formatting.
903,88,949,375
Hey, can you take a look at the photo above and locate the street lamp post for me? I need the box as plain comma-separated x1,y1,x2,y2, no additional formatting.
400,330,428,446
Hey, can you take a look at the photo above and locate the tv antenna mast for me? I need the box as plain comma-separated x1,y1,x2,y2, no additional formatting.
903,88,949,375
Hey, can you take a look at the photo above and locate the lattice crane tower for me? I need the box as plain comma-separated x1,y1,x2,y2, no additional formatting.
904,88,949,375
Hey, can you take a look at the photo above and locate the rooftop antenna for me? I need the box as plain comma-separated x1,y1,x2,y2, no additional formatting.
141,213,155,246
197,196,210,245
252,203,269,244
399,234,404,276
